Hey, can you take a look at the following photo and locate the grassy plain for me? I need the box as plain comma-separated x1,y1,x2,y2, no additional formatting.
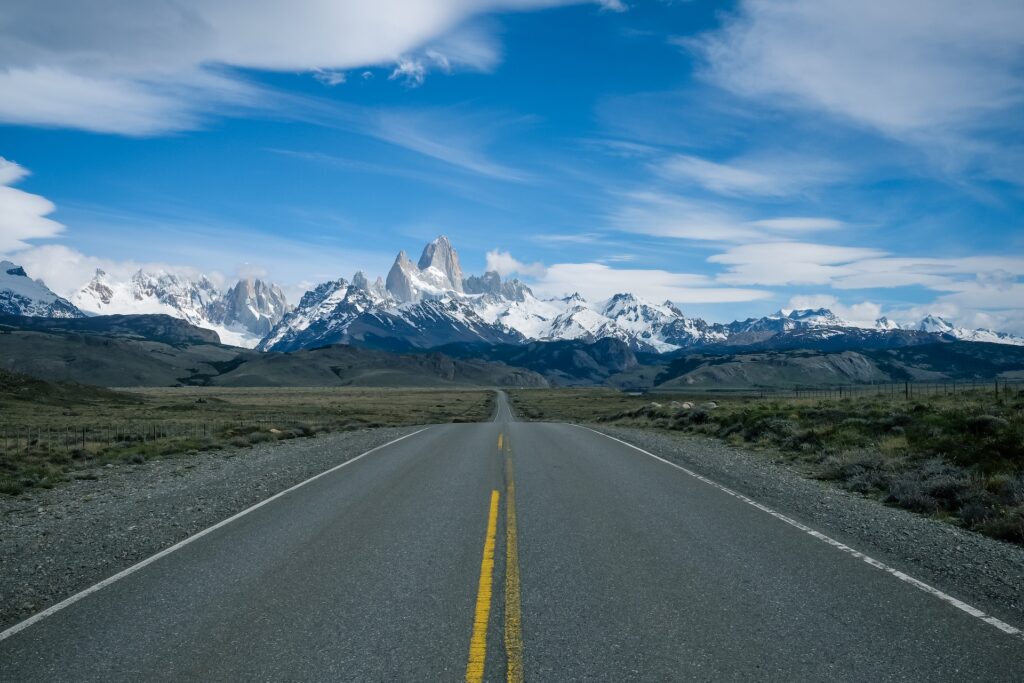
0,371,493,494
509,388,1024,544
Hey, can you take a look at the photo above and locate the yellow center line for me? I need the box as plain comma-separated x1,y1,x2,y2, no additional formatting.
498,432,503,450
466,490,500,683
504,448,524,683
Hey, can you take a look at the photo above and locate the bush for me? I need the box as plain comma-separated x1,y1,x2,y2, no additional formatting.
980,506,1024,543
965,415,1010,436
885,460,971,513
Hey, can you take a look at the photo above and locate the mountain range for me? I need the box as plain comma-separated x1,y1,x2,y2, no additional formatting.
2,236,1022,352
69,268,290,347
257,236,1024,353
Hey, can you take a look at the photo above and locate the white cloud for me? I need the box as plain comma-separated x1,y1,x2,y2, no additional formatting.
654,153,843,197
656,154,777,195
610,192,761,242
749,217,843,232
389,58,428,87
710,242,888,286
531,262,770,303
313,69,346,86
689,0,1024,136
485,249,545,277
0,0,605,134
0,157,65,252
711,242,1024,290
610,191,845,243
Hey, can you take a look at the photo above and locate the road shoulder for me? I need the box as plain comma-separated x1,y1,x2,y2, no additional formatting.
590,425,1024,627
0,426,423,630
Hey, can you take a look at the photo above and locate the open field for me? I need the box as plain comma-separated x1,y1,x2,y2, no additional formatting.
0,371,494,494
509,387,1024,544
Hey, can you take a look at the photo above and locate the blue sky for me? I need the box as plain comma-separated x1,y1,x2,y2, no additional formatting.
1,0,1022,331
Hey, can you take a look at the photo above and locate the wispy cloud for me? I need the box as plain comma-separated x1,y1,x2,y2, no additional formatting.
653,153,845,197
371,109,530,181
710,241,1024,327
687,0,1024,138
609,191,844,243
532,262,770,303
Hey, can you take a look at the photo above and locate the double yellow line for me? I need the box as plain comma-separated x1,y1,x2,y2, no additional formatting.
465,431,524,683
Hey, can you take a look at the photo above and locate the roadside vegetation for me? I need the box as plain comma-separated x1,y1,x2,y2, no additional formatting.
0,370,493,495
509,388,1024,544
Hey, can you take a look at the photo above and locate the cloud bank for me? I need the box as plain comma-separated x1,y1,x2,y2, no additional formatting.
0,0,608,135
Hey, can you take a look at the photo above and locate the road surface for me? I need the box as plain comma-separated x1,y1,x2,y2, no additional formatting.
1,392,1021,681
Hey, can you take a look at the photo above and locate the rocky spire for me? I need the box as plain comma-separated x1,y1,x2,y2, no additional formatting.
417,235,464,293
385,250,419,303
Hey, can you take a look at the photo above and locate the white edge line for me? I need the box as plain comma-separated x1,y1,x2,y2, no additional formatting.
572,424,1023,641
0,427,430,642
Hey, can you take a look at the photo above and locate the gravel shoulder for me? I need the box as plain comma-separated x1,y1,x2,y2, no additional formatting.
0,426,421,631
592,425,1024,628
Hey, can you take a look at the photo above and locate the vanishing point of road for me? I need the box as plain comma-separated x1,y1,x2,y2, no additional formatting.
1,392,1021,681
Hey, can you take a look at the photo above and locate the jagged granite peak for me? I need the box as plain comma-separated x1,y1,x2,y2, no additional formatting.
210,278,290,337
464,270,501,295
0,260,85,318
874,316,899,330
259,280,525,353
501,278,533,302
464,271,533,302
352,270,389,300
417,235,464,293
385,250,420,303
71,268,288,348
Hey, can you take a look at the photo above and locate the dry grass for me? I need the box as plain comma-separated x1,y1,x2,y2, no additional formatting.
0,376,494,494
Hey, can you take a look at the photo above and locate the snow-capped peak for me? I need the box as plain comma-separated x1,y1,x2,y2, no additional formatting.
70,268,289,348
910,314,1024,346
0,261,84,318
916,314,955,333
385,236,470,303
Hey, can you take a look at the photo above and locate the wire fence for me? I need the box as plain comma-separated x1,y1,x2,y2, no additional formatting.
739,378,1024,401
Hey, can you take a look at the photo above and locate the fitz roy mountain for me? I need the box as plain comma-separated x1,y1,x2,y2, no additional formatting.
258,236,1024,353
70,268,290,348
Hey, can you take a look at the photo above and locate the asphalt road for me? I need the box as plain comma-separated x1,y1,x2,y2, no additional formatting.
1,392,1021,681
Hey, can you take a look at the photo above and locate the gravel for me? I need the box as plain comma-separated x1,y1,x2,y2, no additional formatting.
0,427,421,631
593,425,1024,628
